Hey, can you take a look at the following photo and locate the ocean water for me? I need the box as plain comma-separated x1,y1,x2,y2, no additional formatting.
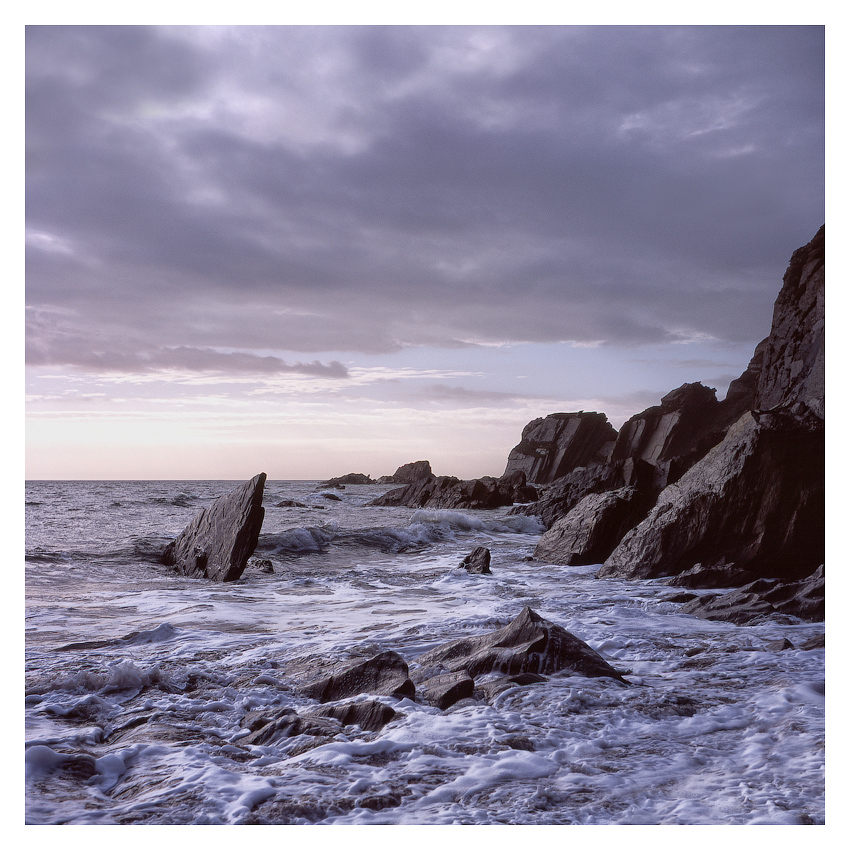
24,479,825,825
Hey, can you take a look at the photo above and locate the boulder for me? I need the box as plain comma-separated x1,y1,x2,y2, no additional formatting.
664,563,759,589
416,671,475,709
241,707,340,745
300,650,415,703
534,487,646,566
503,412,617,485
678,565,824,625
161,473,266,582
368,471,536,510
459,546,492,574
276,499,307,508
310,700,399,732
417,607,626,682
474,672,548,701
599,407,823,582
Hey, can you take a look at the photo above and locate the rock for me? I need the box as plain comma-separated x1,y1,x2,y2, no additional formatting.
459,546,491,574
310,700,398,732
320,473,375,487
664,563,759,589
801,633,825,650
368,471,536,510
678,565,824,624
475,672,548,701
417,607,625,682
416,671,475,709
755,224,824,418
241,707,340,745
276,499,307,508
248,557,274,574
300,651,415,703
387,460,433,484
599,408,824,581
534,487,646,566
161,473,266,582
320,492,342,501
764,638,794,652
503,412,617,485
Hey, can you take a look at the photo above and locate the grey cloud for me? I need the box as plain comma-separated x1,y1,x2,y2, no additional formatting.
26,25,824,363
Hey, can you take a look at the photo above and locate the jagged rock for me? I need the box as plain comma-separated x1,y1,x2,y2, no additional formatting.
755,224,824,417
276,499,307,508
534,487,646,566
678,565,824,624
161,473,266,582
600,408,824,581
300,651,415,703
764,638,795,652
368,471,536,510
459,546,491,574
386,460,433,484
503,412,617,485
310,700,398,732
416,671,475,709
417,607,625,682
801,633,825,650
241,707,340,745
664,563,759,589
320,473,374,487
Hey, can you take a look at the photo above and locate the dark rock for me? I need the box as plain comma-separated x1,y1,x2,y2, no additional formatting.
801,633,825,650
161,473,266,582
320,492,342,501
320,473,375,487
242,708,340,745
764,638,795,652
475,672,548,701
248,557,274,574
459,546,491,574
368,471,536,510
300,651,415,703
417,607,626,682
599,408,824,581
664,563,759,589
534,486,646,566
755,224,824,418
276,499,307,508
503,412,617,485
679,565,824,624
310,700,398,732
416,671,475,709
356,793,402,811
386,460,433,484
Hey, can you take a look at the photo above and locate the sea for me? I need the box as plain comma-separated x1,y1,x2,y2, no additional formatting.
24,479,825,826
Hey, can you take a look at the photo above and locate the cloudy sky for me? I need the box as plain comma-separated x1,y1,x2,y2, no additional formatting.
25,23,825,481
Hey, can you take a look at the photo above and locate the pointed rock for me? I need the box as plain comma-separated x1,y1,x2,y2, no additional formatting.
161,473,266,582
300,650,415,703
417,607,625,681
459,546,492,574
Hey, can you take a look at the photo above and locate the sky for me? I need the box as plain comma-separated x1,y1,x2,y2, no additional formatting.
24,21,826,481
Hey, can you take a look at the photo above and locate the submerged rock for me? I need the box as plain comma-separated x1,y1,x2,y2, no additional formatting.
417,607,625,682
300,650,415,703
161,473,266,582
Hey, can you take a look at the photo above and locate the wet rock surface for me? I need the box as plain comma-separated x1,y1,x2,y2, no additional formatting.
300,650,415,703
368,471,537,510
161,473,267,582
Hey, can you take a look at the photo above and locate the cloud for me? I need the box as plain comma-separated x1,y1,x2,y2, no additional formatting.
26,25,824,368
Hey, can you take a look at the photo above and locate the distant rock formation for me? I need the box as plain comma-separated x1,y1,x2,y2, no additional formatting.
417,607,626,682
503,412,616,485
161,473,266,582
368,470,536,510
320,472,374,487
377,460,433,485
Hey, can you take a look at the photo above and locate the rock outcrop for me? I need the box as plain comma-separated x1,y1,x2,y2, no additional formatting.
300,651,415,703
503,412,616,485
320,473,374,487
368,471,536,510
377,460,433,485
417,607,626,682
161,473,266,582
534,487,647,566
459,546,492,574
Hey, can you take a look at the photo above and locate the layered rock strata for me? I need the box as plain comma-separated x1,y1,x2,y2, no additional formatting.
161,473,266,582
